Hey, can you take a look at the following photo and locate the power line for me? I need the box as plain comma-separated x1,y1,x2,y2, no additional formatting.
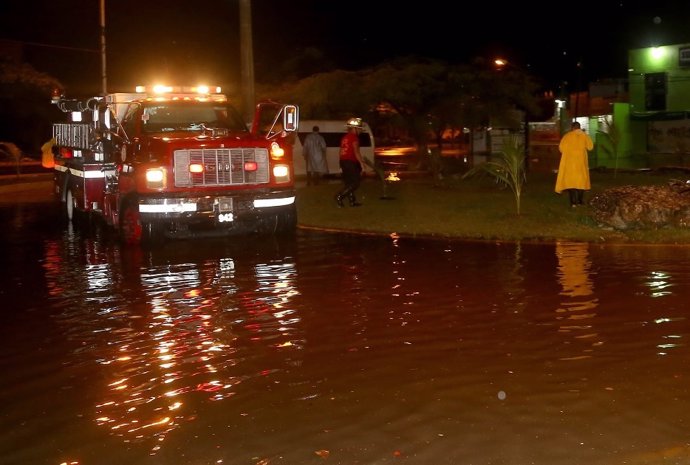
0,38,98,54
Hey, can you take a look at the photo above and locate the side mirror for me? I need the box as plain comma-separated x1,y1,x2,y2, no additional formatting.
283,105,299,132
252,102,300,139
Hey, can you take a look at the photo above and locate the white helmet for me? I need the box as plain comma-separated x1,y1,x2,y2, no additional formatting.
346,117,364,129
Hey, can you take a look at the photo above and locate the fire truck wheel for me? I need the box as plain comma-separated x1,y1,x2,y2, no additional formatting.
283,215,298,234
65,189,75,222
119,201,143,245
64,188,93,227
275,206,297,235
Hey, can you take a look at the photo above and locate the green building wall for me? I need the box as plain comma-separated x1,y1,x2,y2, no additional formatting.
628,43,690,112
624,43,690,168
590,103,645,170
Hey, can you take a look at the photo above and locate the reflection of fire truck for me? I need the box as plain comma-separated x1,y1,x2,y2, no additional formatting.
51,86,299,244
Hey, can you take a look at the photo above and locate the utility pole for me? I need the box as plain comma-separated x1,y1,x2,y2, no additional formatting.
239,0,255,122
574,59,583,121
99,0,107,95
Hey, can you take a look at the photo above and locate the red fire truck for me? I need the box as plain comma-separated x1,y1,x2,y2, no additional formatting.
51,85,299,244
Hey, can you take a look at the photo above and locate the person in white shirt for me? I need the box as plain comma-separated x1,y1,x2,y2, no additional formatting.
303,125,328,185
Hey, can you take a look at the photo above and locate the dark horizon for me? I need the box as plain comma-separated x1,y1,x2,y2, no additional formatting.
2,0,690,96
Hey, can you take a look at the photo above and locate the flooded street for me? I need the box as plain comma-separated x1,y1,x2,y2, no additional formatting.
1,200,690,465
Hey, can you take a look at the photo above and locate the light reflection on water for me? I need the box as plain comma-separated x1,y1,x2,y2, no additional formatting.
555,241,600,361
2,210,690,465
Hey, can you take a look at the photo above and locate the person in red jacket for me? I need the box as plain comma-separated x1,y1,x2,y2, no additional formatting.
335,117,367,207
555,121,594,207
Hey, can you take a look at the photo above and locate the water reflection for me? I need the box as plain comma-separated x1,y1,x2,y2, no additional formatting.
598,244,689,358
40,235,304,458
647,270,673,298
639,258,685,356
3,203,690,465
555,241,600,361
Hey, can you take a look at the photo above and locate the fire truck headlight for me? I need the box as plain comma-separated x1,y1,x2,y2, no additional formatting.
270,142,285,160
272,164,290,182
146,168,167,189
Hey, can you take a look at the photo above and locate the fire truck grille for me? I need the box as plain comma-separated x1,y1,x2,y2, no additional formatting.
174,148,270,187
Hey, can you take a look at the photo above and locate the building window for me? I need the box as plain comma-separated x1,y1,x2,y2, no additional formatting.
645,72,667,111
679,47,690,67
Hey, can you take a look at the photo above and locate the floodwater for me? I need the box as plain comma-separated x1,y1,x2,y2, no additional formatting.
2,200,690,465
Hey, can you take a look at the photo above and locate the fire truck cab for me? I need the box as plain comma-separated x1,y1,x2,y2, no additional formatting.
51,86,299,244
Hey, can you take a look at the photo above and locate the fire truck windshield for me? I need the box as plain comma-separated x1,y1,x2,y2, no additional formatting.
140,101,248,133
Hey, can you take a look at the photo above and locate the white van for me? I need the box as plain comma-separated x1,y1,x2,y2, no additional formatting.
293,120,375,177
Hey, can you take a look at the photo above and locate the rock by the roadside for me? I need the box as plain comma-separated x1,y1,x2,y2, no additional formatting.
589,180,690,230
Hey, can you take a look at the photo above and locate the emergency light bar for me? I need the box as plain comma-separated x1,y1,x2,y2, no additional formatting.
134,85,222,95
132,85,226,103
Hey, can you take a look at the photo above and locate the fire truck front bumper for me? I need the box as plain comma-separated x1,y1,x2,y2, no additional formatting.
138,190,295,220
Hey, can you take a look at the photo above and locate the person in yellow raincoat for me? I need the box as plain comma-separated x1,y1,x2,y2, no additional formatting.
555,121,593,207
41,138,55,169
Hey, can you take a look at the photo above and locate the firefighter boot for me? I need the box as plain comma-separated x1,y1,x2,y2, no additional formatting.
335,191,345,208
348,192,362,207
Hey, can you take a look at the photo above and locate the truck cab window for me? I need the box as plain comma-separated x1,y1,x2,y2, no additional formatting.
141,103,248,133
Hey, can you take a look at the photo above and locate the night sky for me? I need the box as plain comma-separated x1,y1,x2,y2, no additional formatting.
1,0,689,95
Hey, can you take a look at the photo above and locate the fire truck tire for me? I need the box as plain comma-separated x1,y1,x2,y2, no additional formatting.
65,189,75,222
284,210,298,233
119,201,164,245
119,201,143,245
274,206,297,235
64,188,93,227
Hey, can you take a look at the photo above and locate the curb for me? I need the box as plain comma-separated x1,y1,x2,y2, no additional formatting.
0,180,53,194
0,173,53,194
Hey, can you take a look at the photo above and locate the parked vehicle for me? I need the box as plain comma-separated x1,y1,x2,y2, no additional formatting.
50,86,299,244
293,119,375,176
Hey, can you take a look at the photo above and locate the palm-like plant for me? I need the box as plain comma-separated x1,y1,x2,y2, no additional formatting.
461,135,526,215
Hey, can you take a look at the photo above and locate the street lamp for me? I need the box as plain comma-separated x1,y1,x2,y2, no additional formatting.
492,57,530,170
